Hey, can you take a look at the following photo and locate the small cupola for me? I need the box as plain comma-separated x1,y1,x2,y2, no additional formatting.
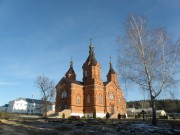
107,57,118,83
82,39,103,85
83,38,98,66
65,57,76,80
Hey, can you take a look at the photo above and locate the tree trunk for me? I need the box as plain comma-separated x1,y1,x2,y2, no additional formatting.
151,96,157,126
44,98,47,118
44,103,47,118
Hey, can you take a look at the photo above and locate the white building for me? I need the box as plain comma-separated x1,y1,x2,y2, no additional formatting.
156,110,166,116
126,108,166,117
0,104,8,112
7,98,54,115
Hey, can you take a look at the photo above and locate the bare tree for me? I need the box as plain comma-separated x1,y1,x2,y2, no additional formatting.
35,74,55,118
118,14,180,125
168,90,176,113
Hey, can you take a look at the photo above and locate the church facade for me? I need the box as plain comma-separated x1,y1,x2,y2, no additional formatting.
55,41,126,118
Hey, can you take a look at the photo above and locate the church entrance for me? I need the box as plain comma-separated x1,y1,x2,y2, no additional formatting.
110,104,114,114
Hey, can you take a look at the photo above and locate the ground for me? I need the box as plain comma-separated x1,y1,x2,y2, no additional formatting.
0,117,180,135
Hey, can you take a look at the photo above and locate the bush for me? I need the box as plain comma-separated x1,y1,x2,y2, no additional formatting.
166,115,170,119
68,116,80,120
62,113,65,119
81,116,86,119
93,110,96,119
0,112,13,119
96,117,102,120
117,113,121,119
0,112,8,119
105,119,112,124
159,115,170,119
172,114,176,120
106,112,110,119
123,114,127,119
135,114,140,118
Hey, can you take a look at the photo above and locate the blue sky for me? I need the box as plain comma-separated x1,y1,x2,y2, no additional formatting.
0,0,180,106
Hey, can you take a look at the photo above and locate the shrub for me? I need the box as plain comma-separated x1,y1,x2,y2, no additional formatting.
106,112,110,119
69,116,80,120
0,112,18,119
0,112,9,119
93,110,96,119
105,119,111,124
161,115,170,120
123,114,126,119
118,121,122,124
81,116,86,119
62,113,65,119
159,115,171,119
172,114,176,120
117,113,121,119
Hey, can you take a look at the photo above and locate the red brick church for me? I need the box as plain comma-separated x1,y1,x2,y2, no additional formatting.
55,40,126,118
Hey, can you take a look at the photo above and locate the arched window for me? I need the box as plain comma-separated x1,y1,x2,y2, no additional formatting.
84,70,88,77
99,94,103,104
118,98,121,106
62,90,67,98
76,95,81,104
87,94,90,104
109,92,114,100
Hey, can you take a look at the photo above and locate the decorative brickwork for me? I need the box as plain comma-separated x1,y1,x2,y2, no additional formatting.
55,40,126,118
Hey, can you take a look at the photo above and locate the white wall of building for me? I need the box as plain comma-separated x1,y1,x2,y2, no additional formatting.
7,98,54,115
0,106,8,112
7,100,27,113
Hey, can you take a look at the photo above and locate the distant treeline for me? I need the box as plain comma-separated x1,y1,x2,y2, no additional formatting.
127,99,180,113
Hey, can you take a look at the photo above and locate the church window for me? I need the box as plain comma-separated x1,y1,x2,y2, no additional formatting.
85,70,88,77
62,90,67,98
109,93,114,100
99,94,103,104
118,98,121,106
76,95,81,104
87,94,90,104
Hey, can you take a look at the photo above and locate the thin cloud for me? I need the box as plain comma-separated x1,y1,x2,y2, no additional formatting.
0,80,20,86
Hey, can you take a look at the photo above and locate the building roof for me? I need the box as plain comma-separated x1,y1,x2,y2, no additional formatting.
156,110,166,113
84,54,97,66
63,78,83,85
0,104,9,107
11,97,51,104
66,66,76,75
25,98,44,104
65,57,76,75
57,77,84,87
107,60,116,74
103,82,109,86
83,39,98,66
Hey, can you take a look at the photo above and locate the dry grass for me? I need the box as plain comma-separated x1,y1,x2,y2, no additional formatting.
0,118,179,135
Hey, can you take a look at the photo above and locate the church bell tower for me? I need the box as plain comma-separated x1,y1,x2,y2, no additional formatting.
82,39,103,85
